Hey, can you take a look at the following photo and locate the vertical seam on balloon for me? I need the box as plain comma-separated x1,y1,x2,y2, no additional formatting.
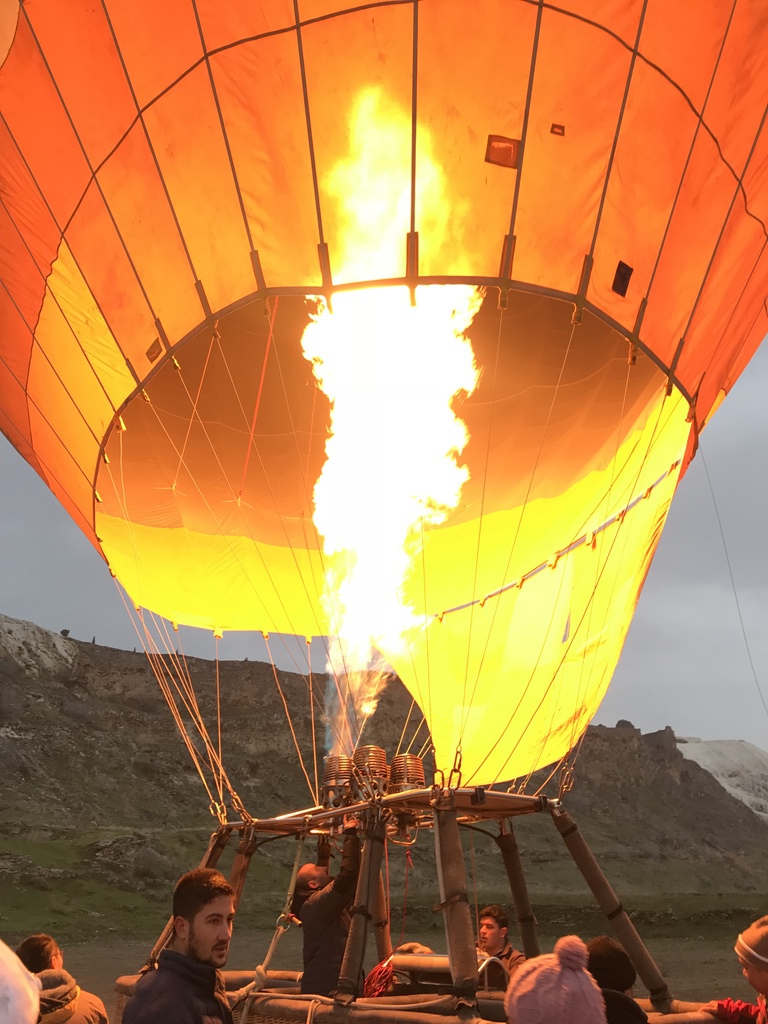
503,1,544,248
211,319,336,659
641,0,739,312
19,7,147,385
704,252,768,406
189,0,257,257
0,338,96,489
456,303,507,750
97,0,206,314
172,333,217,488
552,359,634,779
293,0,326,247
236,300,278,498
105,408,340,770
165,367,321,637
584,0,649,264
123,403,281,626
0,275,105,453
471,391,680,783
0,195,121,418
409,0,418,237
460,317,589,782
264,309,347,639
144,358,348,718
0,116,133,414
678,101,768,388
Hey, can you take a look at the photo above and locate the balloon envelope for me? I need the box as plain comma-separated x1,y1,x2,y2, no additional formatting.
1,0,767,784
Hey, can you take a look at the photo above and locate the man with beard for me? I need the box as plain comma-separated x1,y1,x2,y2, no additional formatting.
124,868,236,1024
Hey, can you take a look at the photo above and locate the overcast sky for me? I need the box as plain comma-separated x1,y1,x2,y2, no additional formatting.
2,340,768,748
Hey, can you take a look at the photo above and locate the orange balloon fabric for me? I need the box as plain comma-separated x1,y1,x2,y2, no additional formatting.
1,0,767,783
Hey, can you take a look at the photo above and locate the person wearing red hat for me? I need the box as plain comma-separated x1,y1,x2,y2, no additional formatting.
701,916,768,1023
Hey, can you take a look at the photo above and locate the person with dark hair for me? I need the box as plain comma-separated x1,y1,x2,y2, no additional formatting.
587,935,647,1024
123,868,236,1024
15,933,108,1023
477,905,525,987
291,816,361,996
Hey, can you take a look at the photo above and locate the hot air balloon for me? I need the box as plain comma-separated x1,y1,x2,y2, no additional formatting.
2,0,768,1018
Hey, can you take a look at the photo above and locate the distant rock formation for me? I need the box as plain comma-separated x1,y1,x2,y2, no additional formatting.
2,611,768,903
678,737,768,820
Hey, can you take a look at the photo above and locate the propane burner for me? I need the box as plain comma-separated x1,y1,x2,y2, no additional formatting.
352,745,389,800
322,754,354,809
389,753,425,792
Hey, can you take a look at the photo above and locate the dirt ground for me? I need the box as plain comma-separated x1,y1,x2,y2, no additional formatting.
65,925,756,1022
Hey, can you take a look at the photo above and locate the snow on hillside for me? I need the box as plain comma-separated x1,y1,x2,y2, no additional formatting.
677,737,768,820
0,612,76,677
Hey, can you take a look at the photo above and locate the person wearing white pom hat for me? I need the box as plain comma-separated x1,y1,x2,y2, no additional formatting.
0,938,40,1024
504,934,607,1024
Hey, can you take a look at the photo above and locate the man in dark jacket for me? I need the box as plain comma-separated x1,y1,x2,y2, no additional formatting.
124,868,236,1024
587,934,648,1024
16,933,108,1023
292,816,361,997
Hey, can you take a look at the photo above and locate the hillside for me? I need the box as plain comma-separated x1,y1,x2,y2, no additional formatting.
2,613,768,943
678,737,768,820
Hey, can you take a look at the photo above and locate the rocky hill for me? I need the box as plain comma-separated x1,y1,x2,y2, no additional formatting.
677,737,768,820
2,613,768,942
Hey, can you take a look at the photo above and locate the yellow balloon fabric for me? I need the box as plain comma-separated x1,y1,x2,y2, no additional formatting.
1,1,767,784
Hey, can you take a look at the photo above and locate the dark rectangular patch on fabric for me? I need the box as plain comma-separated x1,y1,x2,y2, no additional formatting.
612,261,633,297
146,338,162,363
550,123,566,136
485,135,520,169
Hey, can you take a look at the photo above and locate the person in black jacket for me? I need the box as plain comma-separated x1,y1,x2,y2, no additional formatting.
586,935,648,1024
292,815,361,997
124,868,236,1024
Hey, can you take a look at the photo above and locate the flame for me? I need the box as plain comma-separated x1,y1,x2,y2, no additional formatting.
303,87,482,756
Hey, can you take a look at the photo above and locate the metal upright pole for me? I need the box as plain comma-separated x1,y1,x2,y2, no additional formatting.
228,827,260,909
550,802,673,1013
336,818,386,1002
433,790,479,1008
494,821,540,958
147,826,232,965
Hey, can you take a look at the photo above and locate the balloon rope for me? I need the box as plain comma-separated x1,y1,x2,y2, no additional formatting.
473,384,678,783
263,633,317,802
155,349,325,651
173,331,217,488
395,699,417,758
237,297,278,498
455,313,580,766
115,586,219,812
308,640,319,804
702,449,768,720
457,299,506,745
215,634,224,807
